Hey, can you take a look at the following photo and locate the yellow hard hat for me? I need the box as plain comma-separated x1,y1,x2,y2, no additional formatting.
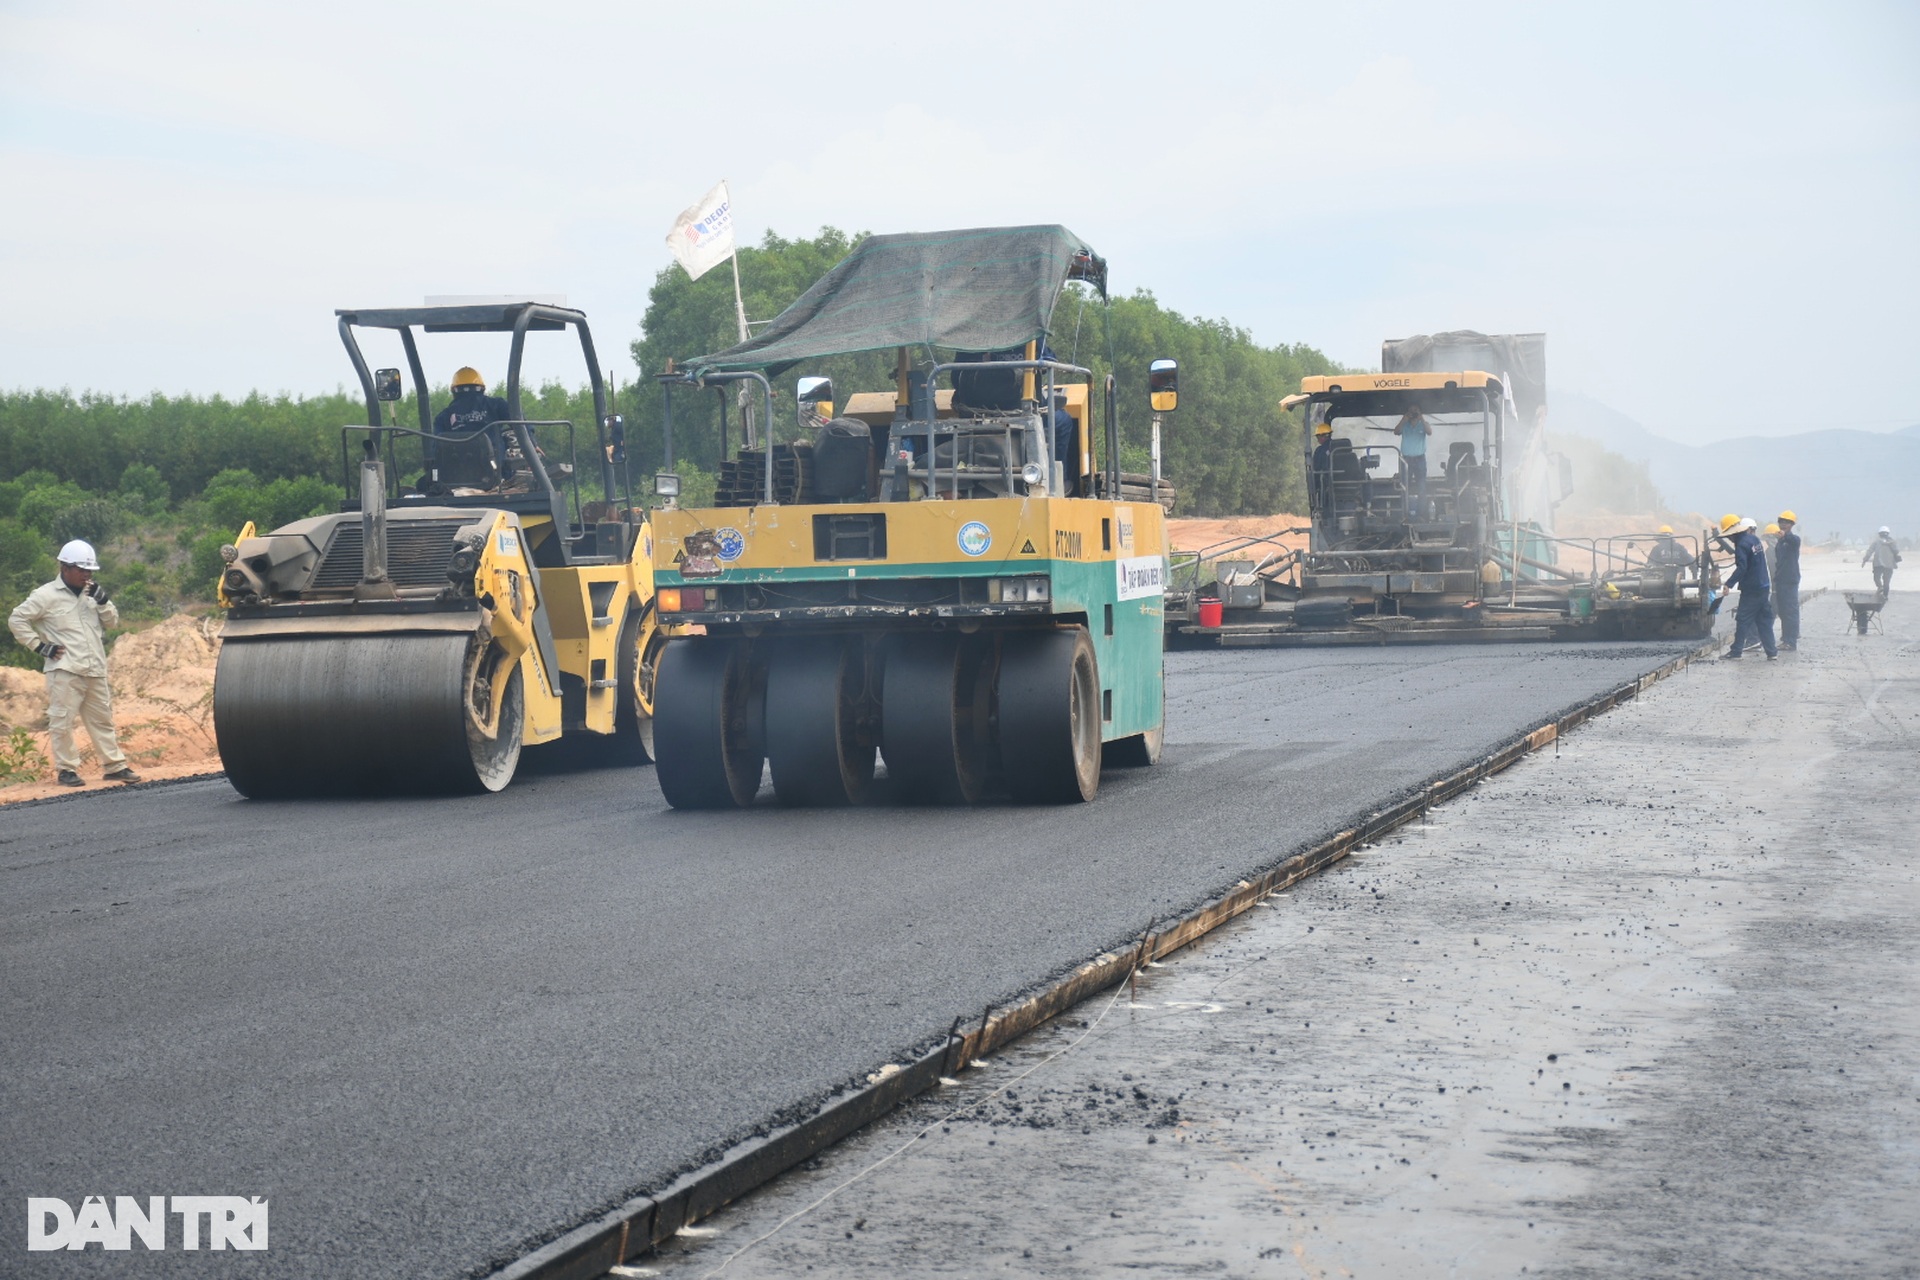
1658,525,1673,534
1765,523,1780,536
1314,421,1332,435
1718,513,1741,533
452,366,485,390
1778,509,1797,524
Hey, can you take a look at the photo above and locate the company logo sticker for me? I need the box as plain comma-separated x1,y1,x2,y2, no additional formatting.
495,530,519,557
715,527,746,562
1116,555,1166,601
957,522,992,557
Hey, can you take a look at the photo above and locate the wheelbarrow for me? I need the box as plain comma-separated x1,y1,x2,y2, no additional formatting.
1844,591,1886,635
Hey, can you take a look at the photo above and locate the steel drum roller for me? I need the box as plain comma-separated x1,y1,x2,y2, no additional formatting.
214,631,522,797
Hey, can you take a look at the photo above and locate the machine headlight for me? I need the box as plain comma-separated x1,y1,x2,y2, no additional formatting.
654,472,681,498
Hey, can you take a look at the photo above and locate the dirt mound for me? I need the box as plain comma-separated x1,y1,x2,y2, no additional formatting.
1166,513,1309,555
1,613,223,803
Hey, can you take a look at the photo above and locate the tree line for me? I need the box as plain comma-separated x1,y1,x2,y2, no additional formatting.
2,228,1348,663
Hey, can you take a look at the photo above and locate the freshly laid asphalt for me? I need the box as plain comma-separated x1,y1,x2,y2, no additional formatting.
0,637,1702,1278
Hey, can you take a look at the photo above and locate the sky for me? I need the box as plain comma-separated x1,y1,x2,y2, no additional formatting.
2,0,1916,445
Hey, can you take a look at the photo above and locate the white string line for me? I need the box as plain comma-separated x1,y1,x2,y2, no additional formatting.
697,975,1137,1277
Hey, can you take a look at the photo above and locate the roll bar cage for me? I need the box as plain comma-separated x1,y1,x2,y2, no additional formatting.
335,303,625,506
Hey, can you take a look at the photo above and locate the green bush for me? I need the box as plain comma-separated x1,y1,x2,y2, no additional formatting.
118,463,169,514
14,480,90,534
0,517,54,599
50,498,120,547
188,531,231,598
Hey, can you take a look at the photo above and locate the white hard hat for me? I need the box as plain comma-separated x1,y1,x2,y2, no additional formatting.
57,539,100,570
1881,526,1893,535
1730,517,1757,535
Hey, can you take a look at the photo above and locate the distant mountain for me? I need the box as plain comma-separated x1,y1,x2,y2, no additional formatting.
1549,390,1920,541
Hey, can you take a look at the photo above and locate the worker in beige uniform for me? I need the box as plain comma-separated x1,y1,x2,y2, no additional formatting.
7,539,141,787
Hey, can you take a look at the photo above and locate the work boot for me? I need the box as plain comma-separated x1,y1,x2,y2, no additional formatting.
103,766,142,784
56,769,84,787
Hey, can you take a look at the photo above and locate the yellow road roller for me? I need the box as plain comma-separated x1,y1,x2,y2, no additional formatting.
212,303,663,796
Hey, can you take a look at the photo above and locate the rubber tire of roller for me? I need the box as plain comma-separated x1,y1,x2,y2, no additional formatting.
652,637,764,808
764,636,875,806
999,628,1100,804
1103,677,1164,768
879,633,993,805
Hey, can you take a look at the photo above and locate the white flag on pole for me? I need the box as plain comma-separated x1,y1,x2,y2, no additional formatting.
665,181,737,282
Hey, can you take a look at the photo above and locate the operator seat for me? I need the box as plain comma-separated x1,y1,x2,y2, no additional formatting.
429,432,502,492
1329,441,1366,512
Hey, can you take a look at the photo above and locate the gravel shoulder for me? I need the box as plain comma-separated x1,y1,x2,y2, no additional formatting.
647,589,1920,1279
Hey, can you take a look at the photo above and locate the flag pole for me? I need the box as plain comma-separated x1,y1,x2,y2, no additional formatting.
729,246,750,343
728,244,757,445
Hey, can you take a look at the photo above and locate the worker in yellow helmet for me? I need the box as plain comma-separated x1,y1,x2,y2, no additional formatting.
1721,516,1778,660
1645,523,1693,570
1773,510,1801,649
430,367,513,490
1310,419,1337,517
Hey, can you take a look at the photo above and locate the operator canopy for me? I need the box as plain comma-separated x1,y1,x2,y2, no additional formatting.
684,225,1108,378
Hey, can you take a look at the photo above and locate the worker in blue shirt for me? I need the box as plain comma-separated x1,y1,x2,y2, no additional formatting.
1379,403,1431,519
1773,510,1802,650
1719,514,1777,660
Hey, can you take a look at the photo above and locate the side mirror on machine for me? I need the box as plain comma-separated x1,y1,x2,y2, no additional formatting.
374,368,403,402
797,375,834,426
1148,359,1178,413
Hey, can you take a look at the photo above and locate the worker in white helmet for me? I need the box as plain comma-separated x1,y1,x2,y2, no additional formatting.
6,539,140,786
1862,526,1901,598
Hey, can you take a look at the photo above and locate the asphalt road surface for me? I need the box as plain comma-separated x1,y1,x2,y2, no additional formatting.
2,638,1702,1278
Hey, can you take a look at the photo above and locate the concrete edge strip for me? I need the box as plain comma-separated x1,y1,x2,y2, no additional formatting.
493,635,1720,1280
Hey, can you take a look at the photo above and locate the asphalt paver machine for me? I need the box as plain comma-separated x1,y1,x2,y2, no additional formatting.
648,226,1171,807
211,303,664,796
1169,332,1714,645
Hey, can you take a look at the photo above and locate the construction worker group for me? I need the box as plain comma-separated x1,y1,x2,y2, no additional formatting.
1713,509,1802,659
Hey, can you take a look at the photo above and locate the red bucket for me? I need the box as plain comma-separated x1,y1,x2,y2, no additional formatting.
1198,597,1224,628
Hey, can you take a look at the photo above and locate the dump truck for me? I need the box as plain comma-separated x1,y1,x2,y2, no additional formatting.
211,303,663,795
647,225,1170,807
1167,332,1715,644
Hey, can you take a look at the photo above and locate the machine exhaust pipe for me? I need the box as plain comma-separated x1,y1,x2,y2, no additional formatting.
356,458,397,600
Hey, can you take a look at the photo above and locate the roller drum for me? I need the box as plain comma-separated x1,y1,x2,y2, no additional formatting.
214,631,522,797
